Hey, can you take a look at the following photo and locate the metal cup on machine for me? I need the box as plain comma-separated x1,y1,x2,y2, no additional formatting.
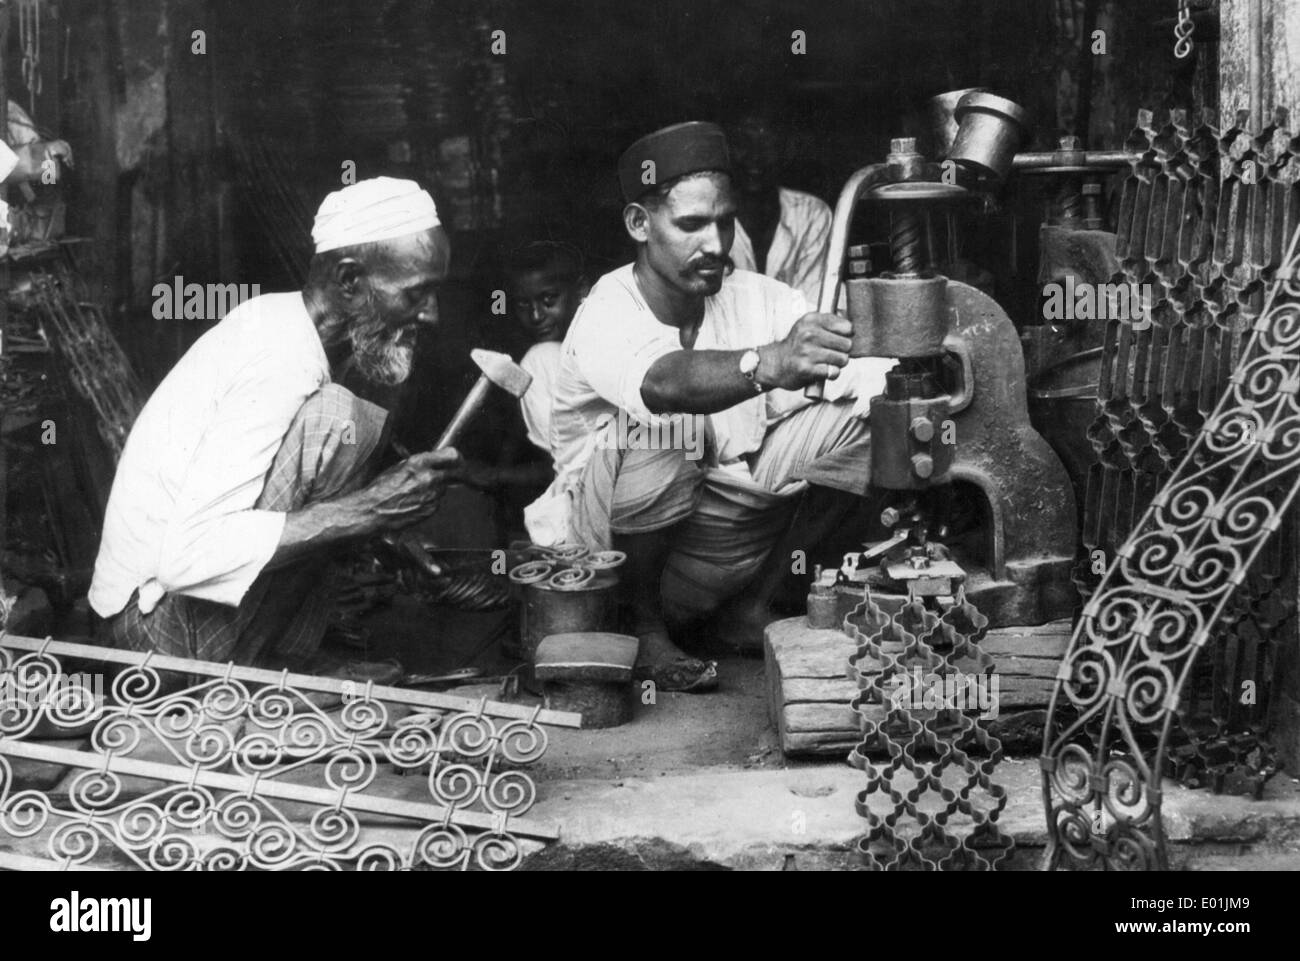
948,91,1029,183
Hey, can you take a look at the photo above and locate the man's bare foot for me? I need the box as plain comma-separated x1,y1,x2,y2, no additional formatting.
631,629,719,693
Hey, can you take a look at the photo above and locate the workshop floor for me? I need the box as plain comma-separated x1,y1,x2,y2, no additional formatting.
8,601,1300,870
353,594,787,780
8,588,1299,871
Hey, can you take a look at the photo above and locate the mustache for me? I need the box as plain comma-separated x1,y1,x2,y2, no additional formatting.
683,254,735,277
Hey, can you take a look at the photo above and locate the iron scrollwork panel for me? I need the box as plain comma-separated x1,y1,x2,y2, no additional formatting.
0,634,580,870
1044,223,1300,871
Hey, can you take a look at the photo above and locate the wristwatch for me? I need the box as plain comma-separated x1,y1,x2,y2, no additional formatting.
739,348,765,392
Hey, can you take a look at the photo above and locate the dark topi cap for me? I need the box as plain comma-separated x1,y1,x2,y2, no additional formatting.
617,121,731,204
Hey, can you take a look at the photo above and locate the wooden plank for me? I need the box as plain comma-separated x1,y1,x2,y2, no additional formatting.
781,706,1055,757
780,678,1058,734
782,677,859,703
978,623,1074,658
976,655,1063,680
783,702,859,733
782,731,859,756
780,671,1055,712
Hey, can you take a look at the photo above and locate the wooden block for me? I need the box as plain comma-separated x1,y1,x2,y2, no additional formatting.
765,616,1074,757
763,618,855,678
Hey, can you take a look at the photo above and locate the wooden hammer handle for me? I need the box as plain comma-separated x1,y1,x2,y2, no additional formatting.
434,374,493,450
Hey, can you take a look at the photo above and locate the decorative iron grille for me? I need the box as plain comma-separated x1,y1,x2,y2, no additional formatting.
0,634,579,871
845,590,1015,870
1043,219,1300,871
1080,107,1299,796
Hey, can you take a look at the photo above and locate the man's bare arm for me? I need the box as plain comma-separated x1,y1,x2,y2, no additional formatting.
268,449,462,568
639,311,852,414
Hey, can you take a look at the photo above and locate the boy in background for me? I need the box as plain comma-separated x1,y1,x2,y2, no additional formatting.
461,241,588,507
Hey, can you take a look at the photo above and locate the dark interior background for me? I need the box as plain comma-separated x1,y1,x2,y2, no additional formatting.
51,0,1214,460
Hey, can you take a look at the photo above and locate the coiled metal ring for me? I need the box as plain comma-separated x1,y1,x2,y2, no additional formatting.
508,561,555,585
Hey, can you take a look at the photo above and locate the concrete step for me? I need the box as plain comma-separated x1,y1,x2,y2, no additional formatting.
519,759,1300,870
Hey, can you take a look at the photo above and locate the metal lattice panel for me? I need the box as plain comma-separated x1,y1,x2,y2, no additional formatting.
0,634,579,871
845,590,1014,870
1080,107,1299,794
1043,222,1300,871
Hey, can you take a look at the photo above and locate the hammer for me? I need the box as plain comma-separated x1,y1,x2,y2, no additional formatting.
434,348,533,450
381,349,532,579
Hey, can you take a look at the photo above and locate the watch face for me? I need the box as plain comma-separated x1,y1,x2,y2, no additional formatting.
741,350,760,376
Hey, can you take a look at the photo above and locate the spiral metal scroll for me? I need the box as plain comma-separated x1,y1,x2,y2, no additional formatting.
1043,224,1300,871
508,544,626,591
1,636,575,870
1080,107,1300,797
0,752,527,872
845,589,1014,870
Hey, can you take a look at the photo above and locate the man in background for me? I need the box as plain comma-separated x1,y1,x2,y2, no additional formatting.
728,111,833,307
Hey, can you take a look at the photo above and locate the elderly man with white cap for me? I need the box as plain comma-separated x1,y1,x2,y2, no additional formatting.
89,178,458,680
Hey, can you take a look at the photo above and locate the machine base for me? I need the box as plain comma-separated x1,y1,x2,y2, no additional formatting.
828,556,1078,629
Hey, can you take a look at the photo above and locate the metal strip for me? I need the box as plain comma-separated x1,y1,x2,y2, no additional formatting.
1,739,558,839
0,851,111,871
0,634,581,727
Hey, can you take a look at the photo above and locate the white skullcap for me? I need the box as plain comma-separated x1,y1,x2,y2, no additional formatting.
311,176,441,253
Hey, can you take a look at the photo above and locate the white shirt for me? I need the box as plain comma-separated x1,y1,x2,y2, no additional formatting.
89,292,330,618
519,340,561,455
732,188,833,306
524,265,890,544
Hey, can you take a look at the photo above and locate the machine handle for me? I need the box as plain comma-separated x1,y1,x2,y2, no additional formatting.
942,335,975,415
804,163,890,401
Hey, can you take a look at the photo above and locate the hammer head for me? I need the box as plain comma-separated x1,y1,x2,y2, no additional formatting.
471,348,532,399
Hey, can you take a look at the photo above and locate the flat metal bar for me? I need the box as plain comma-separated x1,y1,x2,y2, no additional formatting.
0,633,581,728
1012,150,1139,169
0,738,561,841
0,851,111,871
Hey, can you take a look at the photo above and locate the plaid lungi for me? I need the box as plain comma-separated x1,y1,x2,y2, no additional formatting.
569,399,867,620
101,384,390,667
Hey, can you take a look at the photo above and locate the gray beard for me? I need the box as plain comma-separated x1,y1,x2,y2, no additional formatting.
347,299,415,387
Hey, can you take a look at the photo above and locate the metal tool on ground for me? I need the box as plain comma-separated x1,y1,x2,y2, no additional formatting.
534,632,640,728
434,348,533,451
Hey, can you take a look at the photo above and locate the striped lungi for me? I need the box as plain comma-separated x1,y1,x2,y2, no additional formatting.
569,400,867,620
101,384,389,667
